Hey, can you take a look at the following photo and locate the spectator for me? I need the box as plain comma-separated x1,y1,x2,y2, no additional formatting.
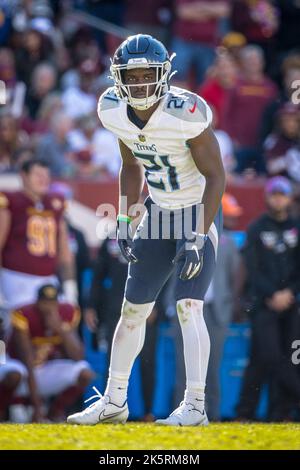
0,111,29,172
0,47,18,88
199,51,238,131
11,146,36,171
35,111,76,177
8,284,94,422
60,30,104,91
204,193,243,421
68,113,121,178
220,31,247,68
171,0,231,88
25,62,57,119
0,47,26,119
124,0,173,44
14,25,54,88
260,53,300,144
21,92,63,137
263,102,300,184
223,45,278,173
61,59,98,120
236,177,300,421
231,0,279,69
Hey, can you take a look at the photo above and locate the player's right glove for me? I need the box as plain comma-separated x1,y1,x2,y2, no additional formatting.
173,233,208,281
117,214,138,264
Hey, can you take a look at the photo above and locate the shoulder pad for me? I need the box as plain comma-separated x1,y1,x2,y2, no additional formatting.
164,87,210,123
98,87,120,113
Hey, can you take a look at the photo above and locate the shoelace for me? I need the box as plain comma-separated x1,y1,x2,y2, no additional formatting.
84,386,106,410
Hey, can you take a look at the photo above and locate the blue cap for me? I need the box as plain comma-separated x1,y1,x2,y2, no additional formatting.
265,176,293,195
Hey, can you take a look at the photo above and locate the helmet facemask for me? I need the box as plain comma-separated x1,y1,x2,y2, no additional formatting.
110,55,175,110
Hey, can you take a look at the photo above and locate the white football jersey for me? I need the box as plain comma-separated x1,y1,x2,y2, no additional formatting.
97,86,212,209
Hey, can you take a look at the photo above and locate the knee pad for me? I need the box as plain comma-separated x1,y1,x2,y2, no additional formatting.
121,299,155,327
176,298,204,325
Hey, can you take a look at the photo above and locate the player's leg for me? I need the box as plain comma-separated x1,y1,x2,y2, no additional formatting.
68,208,176,424
156,208,222,426
104,237,176,404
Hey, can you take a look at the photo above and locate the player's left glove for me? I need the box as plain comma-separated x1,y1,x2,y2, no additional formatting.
173,233,208,281
117,214,138,264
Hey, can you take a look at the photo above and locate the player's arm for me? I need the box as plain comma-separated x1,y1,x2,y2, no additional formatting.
12,326,44,421
55,309,84,361
117,139,145,263
60,328,84,361
57,218,77,304
118,139,144,216
188,126,226,234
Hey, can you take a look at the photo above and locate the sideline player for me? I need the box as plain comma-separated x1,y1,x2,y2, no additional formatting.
68,34,225,426
0,159,77,329
8,284,93,422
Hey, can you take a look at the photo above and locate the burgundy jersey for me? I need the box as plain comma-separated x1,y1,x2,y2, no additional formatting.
0,191,65,276
9,303,81,366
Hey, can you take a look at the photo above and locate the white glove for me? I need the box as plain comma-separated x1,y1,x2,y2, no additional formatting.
63,279,78,305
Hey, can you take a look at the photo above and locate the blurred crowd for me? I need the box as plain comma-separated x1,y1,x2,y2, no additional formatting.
0,0,300,424
0,0,299,185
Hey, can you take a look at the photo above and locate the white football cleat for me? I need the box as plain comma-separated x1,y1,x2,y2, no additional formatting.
67,387,129,425
155,401,209,426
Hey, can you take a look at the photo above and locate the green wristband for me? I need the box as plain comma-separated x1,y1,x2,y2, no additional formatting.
117,214,132,224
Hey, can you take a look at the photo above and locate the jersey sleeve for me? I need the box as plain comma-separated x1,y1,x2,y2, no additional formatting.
165,89,213,140
181,95,213,140
97,87,121,133
11,310,29,332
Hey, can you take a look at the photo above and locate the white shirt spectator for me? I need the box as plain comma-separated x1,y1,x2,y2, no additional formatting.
61,87,96,119
68,127,121,177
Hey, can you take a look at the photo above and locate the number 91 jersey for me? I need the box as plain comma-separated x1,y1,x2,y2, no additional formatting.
98,86,213,209
0,191,65,276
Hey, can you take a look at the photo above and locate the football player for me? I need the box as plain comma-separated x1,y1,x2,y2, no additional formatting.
8,284,94,422
68,34,225,426
0,159,77,328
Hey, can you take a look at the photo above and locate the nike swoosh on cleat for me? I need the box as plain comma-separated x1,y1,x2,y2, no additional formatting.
99,409,125,422
189,102,197,113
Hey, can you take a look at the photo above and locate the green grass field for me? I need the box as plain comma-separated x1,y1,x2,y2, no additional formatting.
0,423,299,450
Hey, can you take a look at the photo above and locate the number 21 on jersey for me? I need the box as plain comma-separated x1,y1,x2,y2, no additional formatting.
133,152,179,192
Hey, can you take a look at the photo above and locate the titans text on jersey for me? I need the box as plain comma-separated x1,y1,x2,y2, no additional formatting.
98,86,212,210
